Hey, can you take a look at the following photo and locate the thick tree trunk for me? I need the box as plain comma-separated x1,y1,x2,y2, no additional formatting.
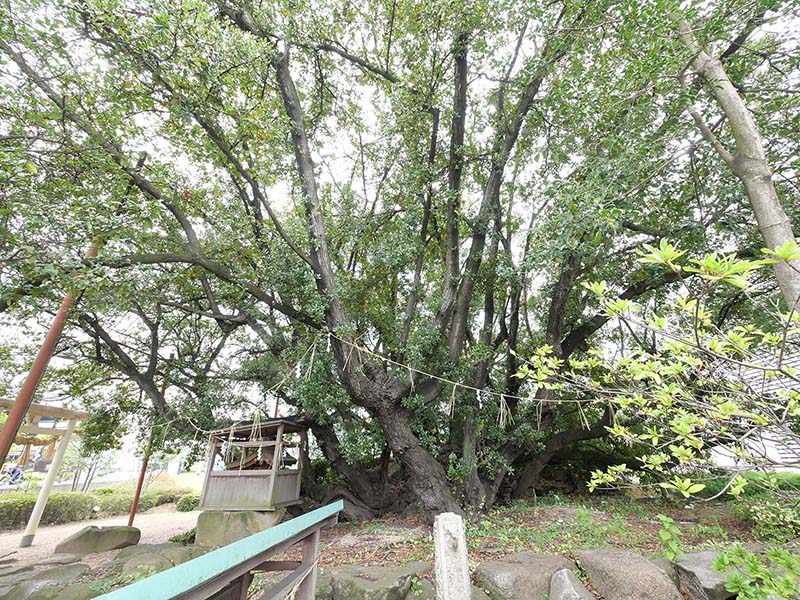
376,402,464,519
436,32,468,332
511,410,610,499
462,236,500,510
310,423,386,508
675,16,800,310
265,39,465,517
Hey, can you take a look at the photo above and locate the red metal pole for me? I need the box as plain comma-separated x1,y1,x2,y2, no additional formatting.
128,372,167,527
0,241,101,469
127,453,149,527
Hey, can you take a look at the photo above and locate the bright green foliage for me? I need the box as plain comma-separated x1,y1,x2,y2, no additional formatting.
748,501,800,543
715,545,800,600
658,477,706,498
655,515,683,560
762,241,800,264
518,241,800,504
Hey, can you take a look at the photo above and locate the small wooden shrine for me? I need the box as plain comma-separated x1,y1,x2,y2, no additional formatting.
199,418,305,511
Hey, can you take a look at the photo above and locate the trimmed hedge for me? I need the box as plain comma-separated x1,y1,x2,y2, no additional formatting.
176,493,200,512
0,486,194,530
93,488,184,516
95,492,133,515
0,492,95,530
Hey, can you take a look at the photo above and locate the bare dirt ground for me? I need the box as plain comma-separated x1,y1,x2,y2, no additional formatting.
0,504,200,568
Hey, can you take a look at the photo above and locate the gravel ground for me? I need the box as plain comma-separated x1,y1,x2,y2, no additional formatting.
0,505,200,568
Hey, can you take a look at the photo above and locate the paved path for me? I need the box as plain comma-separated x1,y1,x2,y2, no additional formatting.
0,505,200,567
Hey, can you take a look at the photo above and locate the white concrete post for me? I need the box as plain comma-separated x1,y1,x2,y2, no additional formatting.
433,512,471,600
20,418,77,547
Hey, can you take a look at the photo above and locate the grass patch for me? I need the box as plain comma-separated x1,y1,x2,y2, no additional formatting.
461,495,751,562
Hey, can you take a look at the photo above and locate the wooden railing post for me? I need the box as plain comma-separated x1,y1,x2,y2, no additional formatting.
236,572,251,600
297,529,320,600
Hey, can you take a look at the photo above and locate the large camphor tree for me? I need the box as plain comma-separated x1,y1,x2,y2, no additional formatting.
0,0,797,517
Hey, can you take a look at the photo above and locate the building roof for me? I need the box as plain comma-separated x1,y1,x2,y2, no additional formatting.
731,345,800,397
207,417,306,440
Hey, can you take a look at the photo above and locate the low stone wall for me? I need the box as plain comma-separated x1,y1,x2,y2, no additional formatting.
315,546,786,600
0,538,791,599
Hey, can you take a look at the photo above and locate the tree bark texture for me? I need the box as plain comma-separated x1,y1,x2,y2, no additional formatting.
676,16,800,310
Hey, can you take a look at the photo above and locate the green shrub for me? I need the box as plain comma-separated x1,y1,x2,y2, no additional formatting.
137,493,157,512
715,545,800,600
176,493,200,512
95,492,133,515
749,501,800,543
0,492,36,529
95,491,161,515
153,490,181,505
0,492,95,530
0,485,195,530
43,492,96,525
142,488,184,507
170,527,196,544
698,471,800,501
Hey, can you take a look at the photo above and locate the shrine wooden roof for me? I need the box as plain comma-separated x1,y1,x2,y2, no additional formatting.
207,417,306,440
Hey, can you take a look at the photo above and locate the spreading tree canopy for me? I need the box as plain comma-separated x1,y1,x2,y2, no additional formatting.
1,0,798,516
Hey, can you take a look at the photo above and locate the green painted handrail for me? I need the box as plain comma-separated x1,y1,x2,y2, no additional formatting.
97,500,344,599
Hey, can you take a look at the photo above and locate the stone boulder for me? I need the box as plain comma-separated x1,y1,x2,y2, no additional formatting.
471,586,491,600
195,509,284,547
412,578,493,599
473,551,576,600
118,552,173,579
675,551,734,600
114,542,207,563
115,543,184,560
158,544,208,565
0,563,34,578
550,568,594,600
316,561,431,600
25,583,98,600
54,526,140,555
579,548,681,600
4,563,90,600
651,558,680,588
34,554,81,567
316,569,333,599
0,564,37,597
112,543,209,578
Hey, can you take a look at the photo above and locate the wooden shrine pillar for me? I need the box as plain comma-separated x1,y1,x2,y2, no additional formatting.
19,418,77,547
